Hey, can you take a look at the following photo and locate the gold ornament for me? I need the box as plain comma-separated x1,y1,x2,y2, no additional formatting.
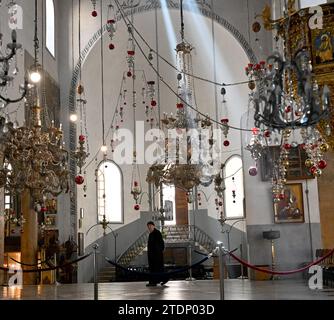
305,159,314,168
283,160,290,167
248,80,256,90
77,85,84,95
320,143,330,153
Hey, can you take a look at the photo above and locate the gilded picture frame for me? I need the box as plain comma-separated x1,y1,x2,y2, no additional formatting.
274,183,305,223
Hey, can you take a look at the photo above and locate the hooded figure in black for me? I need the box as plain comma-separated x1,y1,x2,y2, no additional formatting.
146,221,168,286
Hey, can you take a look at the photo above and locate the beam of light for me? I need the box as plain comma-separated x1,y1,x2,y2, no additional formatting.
160,0,178,54
187,1,238,82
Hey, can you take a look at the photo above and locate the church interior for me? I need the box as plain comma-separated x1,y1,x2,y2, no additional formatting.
1,0,334,301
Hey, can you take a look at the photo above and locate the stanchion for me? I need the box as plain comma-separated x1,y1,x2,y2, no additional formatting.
186,244,196,281
218,242,225,300
93,243,99,301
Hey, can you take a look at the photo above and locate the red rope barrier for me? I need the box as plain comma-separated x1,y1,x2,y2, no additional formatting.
227,249,334,275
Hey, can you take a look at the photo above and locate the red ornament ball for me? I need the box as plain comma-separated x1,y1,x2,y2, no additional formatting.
285,106,292,113
176,103,184,109
151,100,157,107
92,10,98,17
107,19,115,24
75,175,85,185
279,194,285,200
223,140,230,147
134,204,140,211
248,166,258,176
127,71,132,77
218,201,223,206
79,135,85,142
134,181,138,187
264,130,271,138
41,207,47,213
109,43,115,50
284,143,291,150
310,166,317,175
318,160,327,169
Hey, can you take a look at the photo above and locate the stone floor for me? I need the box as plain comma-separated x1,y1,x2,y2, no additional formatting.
1,279,334,300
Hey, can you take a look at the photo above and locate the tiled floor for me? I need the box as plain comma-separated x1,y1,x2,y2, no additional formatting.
1,279,334,300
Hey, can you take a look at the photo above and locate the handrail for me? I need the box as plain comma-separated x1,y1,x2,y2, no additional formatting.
115,225,216,267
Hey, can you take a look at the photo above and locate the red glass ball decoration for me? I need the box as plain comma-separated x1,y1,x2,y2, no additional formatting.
177,103,184,109
127,71,132,77
134,204,140,211
279,194,285,200
223,140,230,147
248,166,258,176
151,100,157,107
284,143,291,150
218,201,223,206
79,135,85,143
285,106,292,113
41,207,47,213
264,130,271,138
109,43,115,50
310,166,317,175
92,10,98,17
134,181,138,187
318,160,327,169
75,175,85,185
107,19,115,24
220,118,229,123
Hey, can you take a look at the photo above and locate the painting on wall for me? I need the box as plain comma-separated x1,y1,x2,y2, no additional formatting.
274,183,305,223
314,31,334,65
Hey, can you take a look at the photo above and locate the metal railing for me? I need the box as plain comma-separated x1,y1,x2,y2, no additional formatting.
116,225,216,267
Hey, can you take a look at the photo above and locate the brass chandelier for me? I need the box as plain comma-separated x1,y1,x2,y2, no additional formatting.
0,98,69,202
146,0,223,193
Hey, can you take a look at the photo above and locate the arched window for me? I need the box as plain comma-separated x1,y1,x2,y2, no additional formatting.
299,0,327,8
224,155,245,219
97,160,123,223
162,184,176,226
46,0,55,57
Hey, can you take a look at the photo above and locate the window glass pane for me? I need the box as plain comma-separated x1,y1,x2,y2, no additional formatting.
97,161,123,223
300,0,327,8
224,156,244,219
163,184,176,226
46,0,55,56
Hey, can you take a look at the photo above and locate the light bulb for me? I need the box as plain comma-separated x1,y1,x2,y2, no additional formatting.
101,145,108,153
30,71,41,83
70,114,78,122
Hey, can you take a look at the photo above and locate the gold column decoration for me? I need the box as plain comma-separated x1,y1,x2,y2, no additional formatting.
20,189,38,285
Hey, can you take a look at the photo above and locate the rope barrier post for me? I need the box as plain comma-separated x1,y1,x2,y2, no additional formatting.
217,242,225,300
92,243,99,301
186,243,196,281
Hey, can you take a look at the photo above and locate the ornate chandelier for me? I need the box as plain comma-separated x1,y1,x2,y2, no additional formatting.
246,1,332,203
0,97,69,202
146,1,223,193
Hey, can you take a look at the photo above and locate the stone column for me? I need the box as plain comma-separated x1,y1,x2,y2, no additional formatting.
21,189,38,285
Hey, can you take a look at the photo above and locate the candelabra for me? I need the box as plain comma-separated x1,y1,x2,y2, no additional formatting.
0,98,69,202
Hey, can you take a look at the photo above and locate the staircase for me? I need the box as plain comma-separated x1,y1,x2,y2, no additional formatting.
96,225,216,282
116,225,216,267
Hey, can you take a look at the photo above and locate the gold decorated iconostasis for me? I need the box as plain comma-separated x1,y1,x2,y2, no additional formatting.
286,3,334,248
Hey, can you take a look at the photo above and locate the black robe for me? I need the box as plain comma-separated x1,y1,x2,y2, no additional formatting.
147,228,165,283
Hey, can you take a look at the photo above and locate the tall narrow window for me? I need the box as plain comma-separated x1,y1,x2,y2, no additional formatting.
46,0,55,57
163,184,176,226
97,160,123,223
224,155,245,219
299,0,327,8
